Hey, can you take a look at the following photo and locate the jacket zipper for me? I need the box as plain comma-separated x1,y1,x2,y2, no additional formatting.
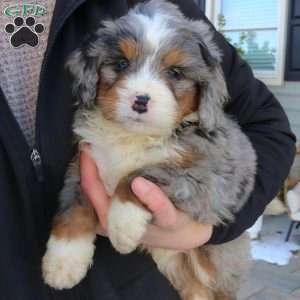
32,0,85,184
30,147,44,182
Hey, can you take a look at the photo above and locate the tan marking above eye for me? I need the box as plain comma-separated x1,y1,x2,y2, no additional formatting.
163,49,185,68
119,38,138,61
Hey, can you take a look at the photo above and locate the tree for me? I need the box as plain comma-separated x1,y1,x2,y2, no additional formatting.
218,14,276,71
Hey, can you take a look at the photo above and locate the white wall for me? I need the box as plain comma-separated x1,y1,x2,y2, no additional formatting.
269,82,300,139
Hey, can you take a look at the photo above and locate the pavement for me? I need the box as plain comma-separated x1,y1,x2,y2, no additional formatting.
238,215,300,300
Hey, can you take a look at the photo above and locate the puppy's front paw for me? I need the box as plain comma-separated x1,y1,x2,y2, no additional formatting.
42,235,95,290
108,198,152,254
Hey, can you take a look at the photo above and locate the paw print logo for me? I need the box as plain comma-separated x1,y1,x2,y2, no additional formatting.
5,17,44,48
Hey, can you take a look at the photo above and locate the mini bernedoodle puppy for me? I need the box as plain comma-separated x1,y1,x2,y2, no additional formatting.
42,1,257,299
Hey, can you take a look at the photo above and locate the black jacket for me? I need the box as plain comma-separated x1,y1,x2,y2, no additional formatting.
0,0,296,299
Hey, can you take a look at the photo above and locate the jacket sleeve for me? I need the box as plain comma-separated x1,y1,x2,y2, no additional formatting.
168,0,296,244
206,21,296,244
208,43,296,243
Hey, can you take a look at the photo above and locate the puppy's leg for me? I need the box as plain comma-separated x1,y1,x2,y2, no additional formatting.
108,176,152,254
150,248,215,300
42,160,98,290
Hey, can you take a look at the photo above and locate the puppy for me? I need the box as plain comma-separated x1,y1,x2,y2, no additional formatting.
42,1,256,299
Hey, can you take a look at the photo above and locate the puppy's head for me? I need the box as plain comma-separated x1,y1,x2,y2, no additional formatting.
67,0,228,136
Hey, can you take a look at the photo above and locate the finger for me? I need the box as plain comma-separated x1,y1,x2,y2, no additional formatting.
80,150,110,228
96,223,108,237
79,142,90,152
142,221,213,250
131,177,177,228
141,224,184,250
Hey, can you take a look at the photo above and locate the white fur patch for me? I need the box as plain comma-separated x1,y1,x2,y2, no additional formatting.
42,235,95,290
74,109,183,195
112,12,178,136
116,67,177,135
108,198,152,254
134,12,172,51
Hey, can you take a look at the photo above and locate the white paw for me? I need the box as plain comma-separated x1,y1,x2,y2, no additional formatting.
108,199,152,254
42,235,95,290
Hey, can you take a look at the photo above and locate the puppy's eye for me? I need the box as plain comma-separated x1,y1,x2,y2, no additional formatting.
167,67,184,80
116,59,130,72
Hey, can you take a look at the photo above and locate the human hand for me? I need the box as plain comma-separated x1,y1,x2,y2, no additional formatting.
80,150,213,251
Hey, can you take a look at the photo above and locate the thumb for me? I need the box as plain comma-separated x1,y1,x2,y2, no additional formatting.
80,150,110,229
131,177,176,227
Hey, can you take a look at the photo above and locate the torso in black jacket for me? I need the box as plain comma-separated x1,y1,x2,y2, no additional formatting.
0,0,295,299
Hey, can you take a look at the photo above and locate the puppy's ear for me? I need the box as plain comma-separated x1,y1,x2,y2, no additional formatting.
198,41,219,69
199,65,228,133
192,21,228,133
66,35,103,108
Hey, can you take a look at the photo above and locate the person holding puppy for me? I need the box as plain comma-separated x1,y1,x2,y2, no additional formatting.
0,0,295,299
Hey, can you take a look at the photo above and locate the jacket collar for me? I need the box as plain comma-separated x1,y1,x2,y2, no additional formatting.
51,0,86,30
52,0,130,23
54,0,84,15
49,0,130,43
46,0,86,56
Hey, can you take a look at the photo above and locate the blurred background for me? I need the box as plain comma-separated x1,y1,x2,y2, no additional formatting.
196,0,300,137
195,1,300,299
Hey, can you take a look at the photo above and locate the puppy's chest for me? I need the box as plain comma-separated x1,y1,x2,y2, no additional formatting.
90,135,179,195
75,113,181,195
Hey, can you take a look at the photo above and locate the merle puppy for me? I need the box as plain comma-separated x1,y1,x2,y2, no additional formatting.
42,1,256,299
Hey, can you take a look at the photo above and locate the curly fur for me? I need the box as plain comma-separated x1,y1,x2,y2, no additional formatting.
42,1,256,299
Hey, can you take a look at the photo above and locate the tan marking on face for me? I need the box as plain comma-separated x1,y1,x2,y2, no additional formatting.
52,205,97,239
163,49,185,67
175,87,199,124
119,38,138,61
98,77,125,120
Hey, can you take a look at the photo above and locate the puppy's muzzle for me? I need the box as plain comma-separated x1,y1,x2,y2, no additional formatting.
132,94,150,114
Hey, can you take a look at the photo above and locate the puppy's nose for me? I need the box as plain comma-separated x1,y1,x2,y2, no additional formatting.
132,94,150,114
136,94,150,103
